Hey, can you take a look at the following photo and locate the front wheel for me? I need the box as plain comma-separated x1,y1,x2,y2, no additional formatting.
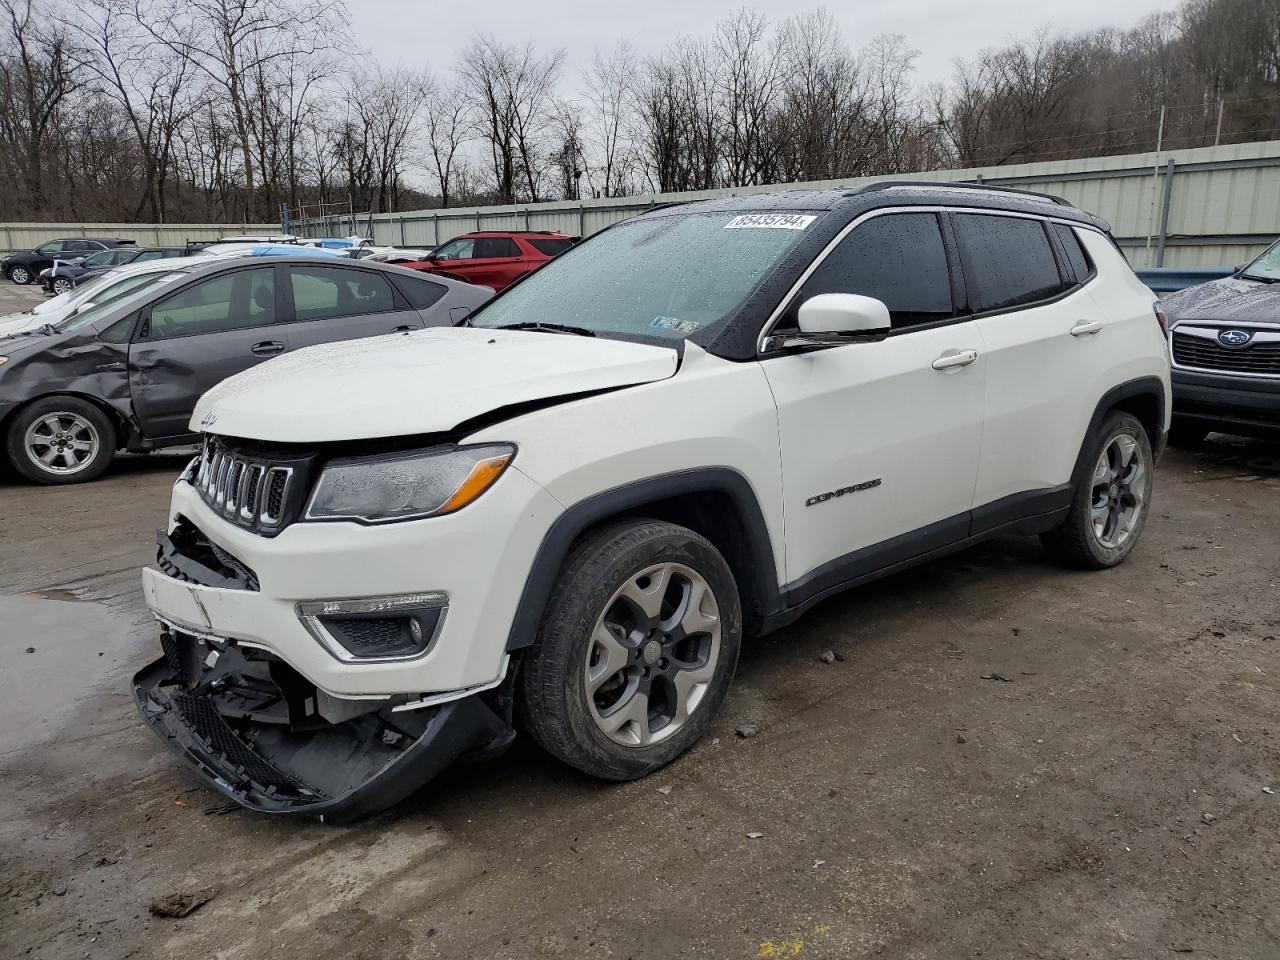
50,276,73,296
1040,412,1153,569
8,265,31,284
518,519,742,781
5,396,117,484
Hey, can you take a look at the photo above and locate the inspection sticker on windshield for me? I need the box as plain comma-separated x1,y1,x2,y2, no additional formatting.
724,214,816,230
651,316,699,334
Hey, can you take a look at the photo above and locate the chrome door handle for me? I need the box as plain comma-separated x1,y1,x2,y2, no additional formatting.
932,348,978,370
251,340,286,356
1070,319,1103,336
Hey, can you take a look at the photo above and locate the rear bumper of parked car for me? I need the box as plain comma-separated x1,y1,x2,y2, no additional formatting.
1171,367,1280,438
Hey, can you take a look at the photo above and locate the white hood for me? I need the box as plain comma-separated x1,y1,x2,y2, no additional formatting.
192,327,680,443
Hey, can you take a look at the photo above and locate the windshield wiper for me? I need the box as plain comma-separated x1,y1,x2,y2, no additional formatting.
1238,272,1279,283
494,322,596,337
37,322,57,335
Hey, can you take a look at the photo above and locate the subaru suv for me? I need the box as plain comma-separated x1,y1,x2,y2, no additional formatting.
1159,238,1280,441
132,184,1171,821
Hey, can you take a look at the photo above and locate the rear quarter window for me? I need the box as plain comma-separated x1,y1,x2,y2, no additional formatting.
393,274,448,309
1053,223,1094,283
952,214,1066,312
528,238,574,256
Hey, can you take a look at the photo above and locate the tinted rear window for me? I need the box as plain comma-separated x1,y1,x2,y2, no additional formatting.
952,214,1065,312
475,237,519,258
528,238,574,256
791,212,954,329
1053,223,1093,283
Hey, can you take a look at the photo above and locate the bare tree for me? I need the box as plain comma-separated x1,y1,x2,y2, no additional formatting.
582,41,635,197
458,35,564,202
420,74,469,207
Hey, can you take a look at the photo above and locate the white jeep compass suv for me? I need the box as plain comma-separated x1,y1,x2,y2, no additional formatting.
133,183,1172,820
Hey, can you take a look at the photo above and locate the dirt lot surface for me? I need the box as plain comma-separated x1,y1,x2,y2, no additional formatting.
2,371,1279,958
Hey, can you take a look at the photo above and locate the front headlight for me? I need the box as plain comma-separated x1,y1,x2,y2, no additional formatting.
305,443,515,524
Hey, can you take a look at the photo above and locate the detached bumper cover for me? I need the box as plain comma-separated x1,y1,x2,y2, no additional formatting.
132,629,511,822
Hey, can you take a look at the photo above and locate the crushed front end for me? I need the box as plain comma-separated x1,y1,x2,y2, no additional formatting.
133,624,512,822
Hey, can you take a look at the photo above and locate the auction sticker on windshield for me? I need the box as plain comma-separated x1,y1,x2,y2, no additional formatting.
724,214,816,230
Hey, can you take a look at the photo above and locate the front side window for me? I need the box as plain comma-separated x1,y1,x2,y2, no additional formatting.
149,268,276,338
36,241,63,254
289,266,397,321
952,214,1065,312
432,238,475,261
470,211,812,342
787,213,954,329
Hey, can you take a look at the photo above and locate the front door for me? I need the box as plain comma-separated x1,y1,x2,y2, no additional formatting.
128,265,283,439
761,211,986,594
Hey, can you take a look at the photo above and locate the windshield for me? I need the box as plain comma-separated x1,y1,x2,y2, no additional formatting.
469,212,814,342
56,271,190,332
1239,240,1280,281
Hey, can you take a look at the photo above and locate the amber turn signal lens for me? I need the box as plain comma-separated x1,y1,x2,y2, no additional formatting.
438,454,514,514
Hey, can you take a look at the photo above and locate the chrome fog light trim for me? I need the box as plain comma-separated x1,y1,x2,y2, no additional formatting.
297,592,449,663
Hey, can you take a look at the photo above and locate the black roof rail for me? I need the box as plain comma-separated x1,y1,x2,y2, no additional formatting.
851,179,1072,206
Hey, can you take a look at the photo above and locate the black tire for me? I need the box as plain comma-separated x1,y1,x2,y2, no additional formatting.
517,519,742,781
1166,419,1208,447
1040,411,1153,569
5,396,117,484
8,264,31,285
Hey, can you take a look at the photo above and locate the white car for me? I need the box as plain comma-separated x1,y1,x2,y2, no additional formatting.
133,183,1172,821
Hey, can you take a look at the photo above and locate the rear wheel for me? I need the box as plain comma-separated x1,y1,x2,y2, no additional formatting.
5,396,116,484
518,519,741,780
1040,412,1152,569
8,264,31,284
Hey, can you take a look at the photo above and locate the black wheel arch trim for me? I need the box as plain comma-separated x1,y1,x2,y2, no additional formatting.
505,467,782,651
1071,376,1168,480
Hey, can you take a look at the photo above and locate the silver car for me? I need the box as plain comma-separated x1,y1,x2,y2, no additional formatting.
0,256,492,484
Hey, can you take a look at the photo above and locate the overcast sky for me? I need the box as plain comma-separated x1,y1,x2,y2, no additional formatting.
348,0,1174,90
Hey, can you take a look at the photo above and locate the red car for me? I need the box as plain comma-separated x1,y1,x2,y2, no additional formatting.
403,231,577,291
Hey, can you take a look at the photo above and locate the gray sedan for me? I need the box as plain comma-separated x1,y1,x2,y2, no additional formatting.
0,257,493,483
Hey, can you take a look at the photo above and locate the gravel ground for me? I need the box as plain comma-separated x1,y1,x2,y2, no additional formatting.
1,305,1278,959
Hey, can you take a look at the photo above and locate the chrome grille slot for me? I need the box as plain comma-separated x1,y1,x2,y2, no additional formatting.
188,436,306,536
1172,330,1280,375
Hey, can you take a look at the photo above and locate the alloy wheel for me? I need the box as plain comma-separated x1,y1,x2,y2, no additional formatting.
52,278,73,295
585,562,721,747
24,412,100,475
1090,433,1146,549
10,266,29,284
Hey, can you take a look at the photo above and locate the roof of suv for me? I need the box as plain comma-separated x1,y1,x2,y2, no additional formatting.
459,230,573,238
633,182,1109,231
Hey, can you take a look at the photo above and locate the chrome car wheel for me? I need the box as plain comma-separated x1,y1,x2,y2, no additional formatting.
1090,433,1146,549
51,277,73,295
24,412,100,475
586,562,721,747
9,265,30,284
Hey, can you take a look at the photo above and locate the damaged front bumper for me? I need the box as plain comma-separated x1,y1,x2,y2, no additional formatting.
132,625,513,822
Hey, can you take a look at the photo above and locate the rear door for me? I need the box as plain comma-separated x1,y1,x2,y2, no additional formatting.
467,236,523,289
952,213,1107,521
761,211,987,589
280,263,424,350
128,266,284,439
